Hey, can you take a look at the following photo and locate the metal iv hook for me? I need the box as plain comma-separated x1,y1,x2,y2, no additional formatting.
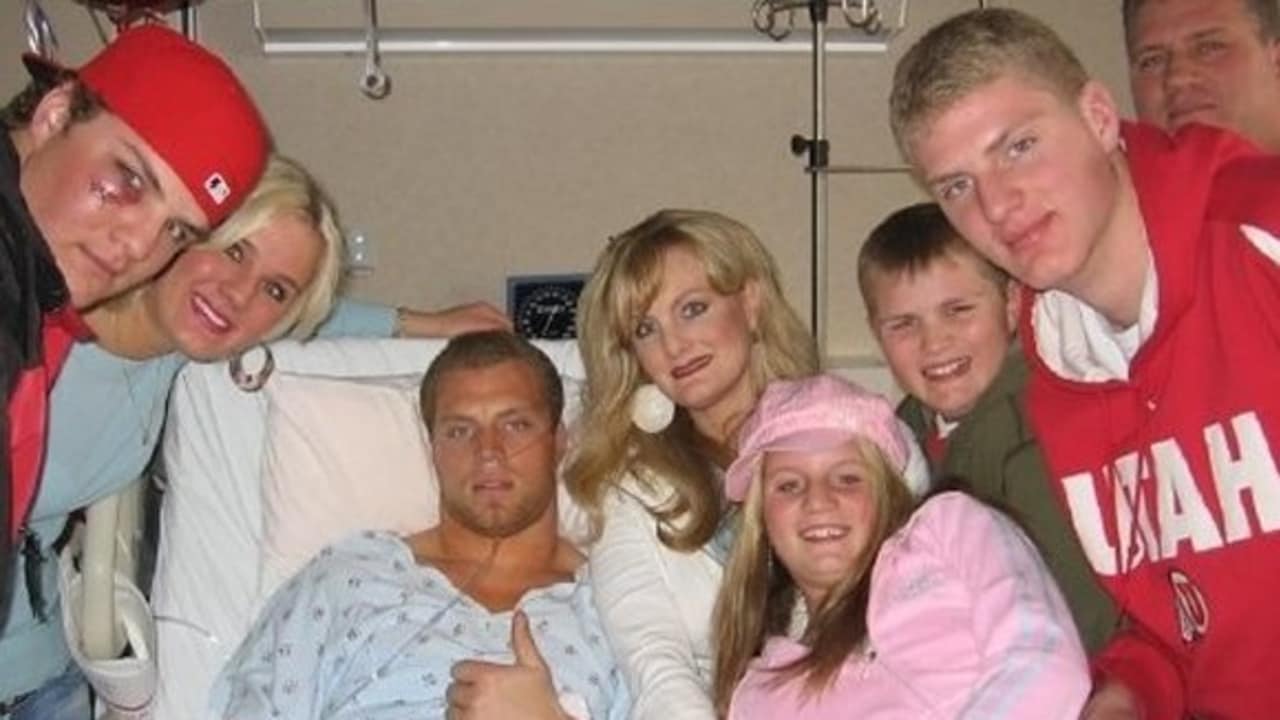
23,0,59,60
840,0,884,36
361,0,391,99
750,0,906,41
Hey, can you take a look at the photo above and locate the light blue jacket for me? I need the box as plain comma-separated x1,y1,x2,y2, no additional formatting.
0,300,394,699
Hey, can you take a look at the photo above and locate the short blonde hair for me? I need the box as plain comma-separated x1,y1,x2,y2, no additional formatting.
565,209,818,551
889,8,1089,164
206,154,346,342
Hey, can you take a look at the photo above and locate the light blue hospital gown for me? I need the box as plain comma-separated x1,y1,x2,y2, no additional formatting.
210,531,629,719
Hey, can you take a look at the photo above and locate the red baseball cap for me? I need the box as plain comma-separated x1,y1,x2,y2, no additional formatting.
23,24,270,226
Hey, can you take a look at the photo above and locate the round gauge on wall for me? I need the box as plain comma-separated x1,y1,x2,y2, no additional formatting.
507,274,587,340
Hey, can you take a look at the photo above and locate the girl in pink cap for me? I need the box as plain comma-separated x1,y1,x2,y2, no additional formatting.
713,373,1089,719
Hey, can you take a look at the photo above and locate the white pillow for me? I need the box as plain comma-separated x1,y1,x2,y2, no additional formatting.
258,370,590,597
259,373,437,595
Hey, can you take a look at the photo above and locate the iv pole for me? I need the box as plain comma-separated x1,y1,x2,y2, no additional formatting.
758,0,909,354
795,0,830,348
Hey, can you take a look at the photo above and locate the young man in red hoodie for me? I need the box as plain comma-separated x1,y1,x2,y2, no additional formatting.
890,7,1280,719
0,24,268,649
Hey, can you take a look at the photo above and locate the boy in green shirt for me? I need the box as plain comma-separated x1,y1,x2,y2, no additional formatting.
858,201,1116,652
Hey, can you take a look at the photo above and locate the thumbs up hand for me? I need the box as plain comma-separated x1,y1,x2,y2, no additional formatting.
446,611,570,720
510,609,550,670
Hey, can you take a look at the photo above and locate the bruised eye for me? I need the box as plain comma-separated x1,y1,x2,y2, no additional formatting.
118,161,144,194
93,162,145,205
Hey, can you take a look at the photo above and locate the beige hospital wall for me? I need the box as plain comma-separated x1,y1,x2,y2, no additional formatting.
0,0,1130,376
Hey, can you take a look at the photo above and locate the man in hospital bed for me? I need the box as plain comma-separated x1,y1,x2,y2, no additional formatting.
210,331,628,719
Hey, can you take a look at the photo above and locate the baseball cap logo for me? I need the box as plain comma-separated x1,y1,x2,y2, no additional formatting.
204,173,231,205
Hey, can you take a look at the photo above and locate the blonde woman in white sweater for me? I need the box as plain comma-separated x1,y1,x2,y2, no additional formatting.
565,209,819,719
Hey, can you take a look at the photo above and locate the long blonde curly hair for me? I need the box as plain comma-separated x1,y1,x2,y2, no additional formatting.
565,209,817,551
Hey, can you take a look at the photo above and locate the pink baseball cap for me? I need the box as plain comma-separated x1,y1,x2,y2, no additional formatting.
724,374,912,502
23,24,269,226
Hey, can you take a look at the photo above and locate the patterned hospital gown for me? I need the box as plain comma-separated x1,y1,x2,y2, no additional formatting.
211,531,629,719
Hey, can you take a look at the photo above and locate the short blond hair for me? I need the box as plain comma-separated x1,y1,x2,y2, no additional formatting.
206,154,345,341
97,155,344,354
889,8,1089,163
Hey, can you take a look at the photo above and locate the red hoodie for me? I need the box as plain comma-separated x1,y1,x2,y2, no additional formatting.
1021,122,1280,719
7,306,87,538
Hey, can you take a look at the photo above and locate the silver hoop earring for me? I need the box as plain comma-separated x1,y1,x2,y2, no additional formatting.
229,344,275,392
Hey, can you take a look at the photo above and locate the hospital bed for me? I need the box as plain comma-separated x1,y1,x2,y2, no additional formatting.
70,337,585,719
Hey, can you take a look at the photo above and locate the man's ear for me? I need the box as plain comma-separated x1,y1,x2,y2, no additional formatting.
1077,79,1122,153
26,82,76,149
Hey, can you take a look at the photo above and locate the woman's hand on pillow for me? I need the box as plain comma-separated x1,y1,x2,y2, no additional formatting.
397,302,512,338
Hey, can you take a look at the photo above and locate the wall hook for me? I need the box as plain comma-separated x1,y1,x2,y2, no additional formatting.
360,0,391,99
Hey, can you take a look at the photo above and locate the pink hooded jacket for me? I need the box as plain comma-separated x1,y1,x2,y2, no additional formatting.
729,492,1090,719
